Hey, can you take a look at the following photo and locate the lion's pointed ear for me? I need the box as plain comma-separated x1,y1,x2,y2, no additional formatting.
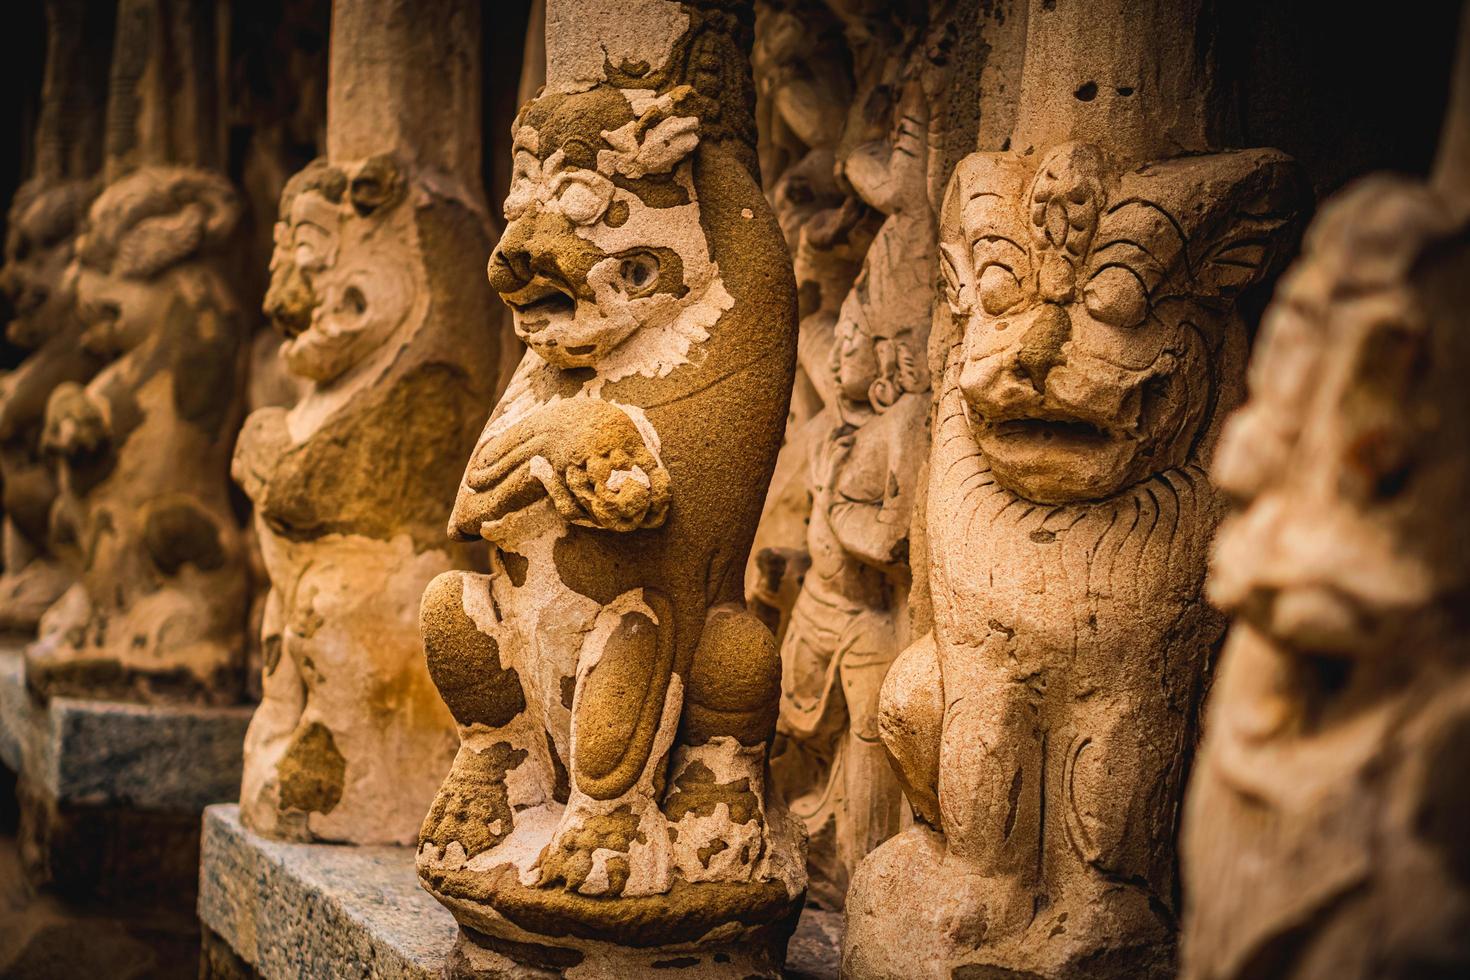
349,155,407,216
115,205,206,279
1119,149,1309,304
1193,158,1308,301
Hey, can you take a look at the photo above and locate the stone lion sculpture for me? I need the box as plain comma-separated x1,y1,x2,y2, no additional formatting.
26,166,248,705
414,73,807,976
233,153,494,844
0,178,102,633
843,140,1305,978
1182,174,1470,980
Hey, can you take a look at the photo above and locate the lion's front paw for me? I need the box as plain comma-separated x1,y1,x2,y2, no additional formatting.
533,797,672,897
564,446,670,532
41,382,109,458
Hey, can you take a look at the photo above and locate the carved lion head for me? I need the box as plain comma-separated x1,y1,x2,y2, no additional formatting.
264,154,418,384
71,166,239,357
488,84,731,381
0,178,97,350
940,142,1303,503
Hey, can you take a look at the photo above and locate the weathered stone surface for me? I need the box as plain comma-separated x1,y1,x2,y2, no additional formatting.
200,804,454,979
0,645,249,810
233,0,496,847
416,0,806,973
200,803,841,980
0,644,247,910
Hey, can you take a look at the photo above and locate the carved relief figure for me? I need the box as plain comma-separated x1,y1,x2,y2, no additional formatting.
843,139,1304,978
770,62,935,907
1181,171,1470,978
415,5,806,973
25,166,249,704
232,153,493,843
746,0,863,636
0,180,102,633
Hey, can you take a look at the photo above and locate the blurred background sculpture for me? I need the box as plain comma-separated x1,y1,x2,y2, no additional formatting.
232,0,496,846
1182,18,1470,977
0,0,112,636
770,34,939,907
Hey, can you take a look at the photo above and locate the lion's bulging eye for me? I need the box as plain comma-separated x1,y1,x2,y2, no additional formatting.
618,254,660,295
555,172,613,226
978,264,1025,316
1084,266,1149,327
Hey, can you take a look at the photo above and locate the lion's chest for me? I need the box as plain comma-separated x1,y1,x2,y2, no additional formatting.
929,458,1216,695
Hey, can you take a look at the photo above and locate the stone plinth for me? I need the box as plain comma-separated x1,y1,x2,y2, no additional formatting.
0,643,251,909
198,804,842,979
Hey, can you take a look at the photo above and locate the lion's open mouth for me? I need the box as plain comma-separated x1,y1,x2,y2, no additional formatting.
506,280,577,328
990,417,1119,447
514,292,575,319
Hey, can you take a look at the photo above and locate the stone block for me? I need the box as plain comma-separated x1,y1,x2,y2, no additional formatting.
0,644,252,909
198,804,842,979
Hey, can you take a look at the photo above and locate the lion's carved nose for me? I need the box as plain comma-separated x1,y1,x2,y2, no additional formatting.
1016,304,1071,392
487,217,534,296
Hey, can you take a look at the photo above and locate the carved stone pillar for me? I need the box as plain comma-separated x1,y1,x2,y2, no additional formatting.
23,0,250,705
1180,15,1470,980
0,0,111,634
231,0,497,845
414,1,806,975
843,1,1307,976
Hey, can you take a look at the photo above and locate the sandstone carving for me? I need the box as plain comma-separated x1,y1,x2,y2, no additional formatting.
769,43,939,907
24,165,249,704
233,0,497,845
1181,28,1470,978
414,1,806,974
843,2,1306,975
745,0,862,640
0,0,112,635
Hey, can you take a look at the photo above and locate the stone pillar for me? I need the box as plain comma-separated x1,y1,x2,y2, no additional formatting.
23,0,250,706
231,0,498,845
103,0,222,179
1180,14,1470,980
0,0,111,636
414,1,806,975
843,1,1307,977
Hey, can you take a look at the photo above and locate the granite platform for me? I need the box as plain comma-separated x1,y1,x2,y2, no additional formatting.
198,803,844,979
0,643,252,909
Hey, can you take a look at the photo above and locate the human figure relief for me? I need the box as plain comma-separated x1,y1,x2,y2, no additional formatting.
1181,172,1470,978
843,140,1304,978
232,154,493,843
745,0,863,637
771,65,934,907
26,167,249,705
0,180,102,633
414,11,806,971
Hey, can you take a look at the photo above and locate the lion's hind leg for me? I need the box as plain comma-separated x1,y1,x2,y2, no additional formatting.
663,602,788,883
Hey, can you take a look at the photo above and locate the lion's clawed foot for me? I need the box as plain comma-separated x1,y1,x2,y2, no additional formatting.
532,793,672,898
662,740,771,883
419,743,523,867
